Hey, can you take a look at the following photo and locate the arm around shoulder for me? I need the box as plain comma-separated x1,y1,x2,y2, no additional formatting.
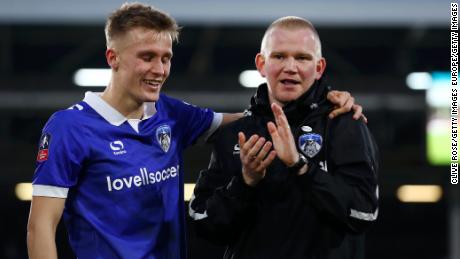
221,113,244,127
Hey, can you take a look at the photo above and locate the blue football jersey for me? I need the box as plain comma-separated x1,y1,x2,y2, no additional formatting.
32,92,219,259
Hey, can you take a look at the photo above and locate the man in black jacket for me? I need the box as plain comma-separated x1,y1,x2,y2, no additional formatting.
189,16,379,259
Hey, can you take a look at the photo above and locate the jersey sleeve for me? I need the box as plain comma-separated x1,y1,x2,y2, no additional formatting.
32,111,89,197
174,100,220,148
296,114,379,233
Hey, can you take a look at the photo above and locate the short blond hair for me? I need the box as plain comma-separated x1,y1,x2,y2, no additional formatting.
105,2,180,47
260,16,322,58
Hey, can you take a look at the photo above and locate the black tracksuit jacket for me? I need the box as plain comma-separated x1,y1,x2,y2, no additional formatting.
189,81,379,259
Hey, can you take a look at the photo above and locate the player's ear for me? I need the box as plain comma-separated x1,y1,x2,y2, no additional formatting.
106,48,119,71
255,53,267,78
315,57,326,80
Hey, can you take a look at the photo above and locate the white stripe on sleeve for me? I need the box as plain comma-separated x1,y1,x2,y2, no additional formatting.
32,184,69,198
349,208,378,221
188,194,208,220
202,112,223,140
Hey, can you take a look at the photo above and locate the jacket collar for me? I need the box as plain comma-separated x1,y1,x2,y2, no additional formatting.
248,78,331,121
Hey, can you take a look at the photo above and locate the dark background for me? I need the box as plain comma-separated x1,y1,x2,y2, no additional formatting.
0,1,456,258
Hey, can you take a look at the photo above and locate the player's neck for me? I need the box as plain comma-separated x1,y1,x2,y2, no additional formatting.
101,85,144,120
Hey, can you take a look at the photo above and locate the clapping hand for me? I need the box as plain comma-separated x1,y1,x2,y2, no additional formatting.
238,132,277,186
267,103,299,167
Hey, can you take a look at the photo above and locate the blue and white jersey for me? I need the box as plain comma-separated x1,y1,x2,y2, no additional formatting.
32,92,221,259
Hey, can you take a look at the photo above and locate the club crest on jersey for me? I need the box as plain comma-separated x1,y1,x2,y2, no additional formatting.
298,133,322,158
36,133,51,162
156,125,171,153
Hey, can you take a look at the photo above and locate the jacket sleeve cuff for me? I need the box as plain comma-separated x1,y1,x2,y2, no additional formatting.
225,176,257,200
297,161,322,187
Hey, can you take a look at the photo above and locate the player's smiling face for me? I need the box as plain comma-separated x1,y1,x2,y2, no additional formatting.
112,27,173,103
255,27,326,106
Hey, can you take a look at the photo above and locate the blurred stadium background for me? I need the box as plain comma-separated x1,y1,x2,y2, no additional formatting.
0,0,456,258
